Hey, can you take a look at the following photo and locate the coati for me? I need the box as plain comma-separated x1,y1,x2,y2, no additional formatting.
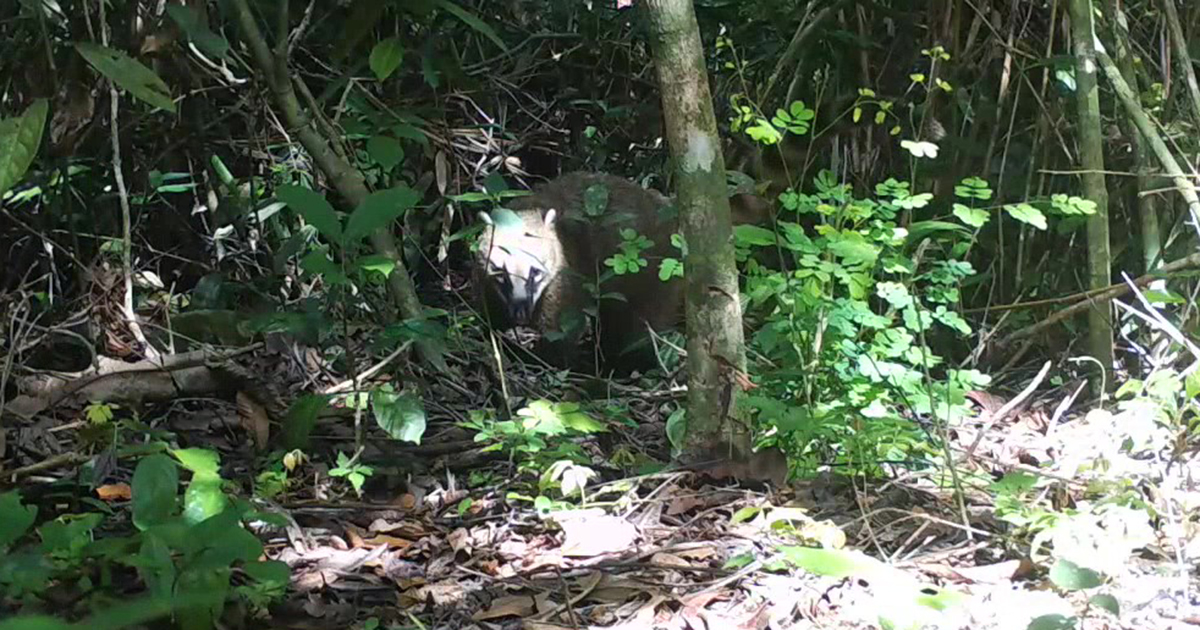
473,172,769,374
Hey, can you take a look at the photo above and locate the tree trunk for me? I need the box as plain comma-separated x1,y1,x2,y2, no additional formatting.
643,0,752,463
229,0,447,371
1067,0,1115,393
1106,0,1162,273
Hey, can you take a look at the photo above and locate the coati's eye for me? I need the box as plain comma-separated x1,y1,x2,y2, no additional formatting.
528,268,542,282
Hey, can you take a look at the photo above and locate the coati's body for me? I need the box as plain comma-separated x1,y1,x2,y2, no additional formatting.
474,173,685,373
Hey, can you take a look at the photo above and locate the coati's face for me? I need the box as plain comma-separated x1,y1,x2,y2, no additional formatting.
478,208,562,326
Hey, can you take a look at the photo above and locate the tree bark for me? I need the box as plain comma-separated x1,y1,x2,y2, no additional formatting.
229,0,448,371
1106,0,1162,273
1067,0,1115,392
643,0,752,463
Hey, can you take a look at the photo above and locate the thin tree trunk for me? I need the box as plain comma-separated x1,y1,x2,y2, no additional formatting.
643,0,752,463
1160,0,1200,127
229,0,448,371
1067,0,1115,392
1107,0,1162,272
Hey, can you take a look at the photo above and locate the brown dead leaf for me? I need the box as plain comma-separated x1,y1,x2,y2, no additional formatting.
471,594,536,621
649,552,692,568
666,495,704,516
95,483,132,501
358,534,412,550
237,391,270,450
675,546,719,561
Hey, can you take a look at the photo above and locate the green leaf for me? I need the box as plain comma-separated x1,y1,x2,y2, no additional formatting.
366,135,405,171
1089,593,1119,616
1048,558,1103,590
952,203,989,228
665,407,686,454
344,185,419,243
164,4,230,60
658,257,683,281
373,390,427,444
433,0,508,51
483,207,525,233
282,394,331,450
730,506,761,524
780,546,883,577
0,99,48,199
1186,369,1200,400
360,254,397,278
243,560,291,587
74,42,175,112
172,448,221,476
183,473,228,525
734,224,777,247
132,454,179,530
1005,203,1048,230
277,185,343,243
0,616,71,630
1027,614,1077,630
0,491,37,549
369,37,404,81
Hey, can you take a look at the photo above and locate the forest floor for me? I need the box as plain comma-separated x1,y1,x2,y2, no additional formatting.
5,347,1196,630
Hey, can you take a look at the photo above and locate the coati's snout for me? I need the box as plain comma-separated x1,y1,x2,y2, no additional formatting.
485,247,552,325
477,207,563,328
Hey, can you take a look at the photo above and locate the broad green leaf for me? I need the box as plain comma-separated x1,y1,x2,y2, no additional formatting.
75,42,175,112
344,185,419,243
780,546,882,577
172,448,221,476
1186,369,1200,400
734,224,777,247
165,4,230,59
369,37,404,81
1005,203,1048,230
183,473,228,525
0,491,37,549
0,99,48,198
1089,593,1119,616
483,207,525,233
243,560,291,587
277,184,343,243
665,407,686,454
360,254,397,277
1048,558,1103,590
952,203,989,228
433,0,508,51
1027,614,1077,630
132,454,179,530
373,390,427,444
138,532,176,600
0,616,71,630
282,394,331,450
367,135,405,171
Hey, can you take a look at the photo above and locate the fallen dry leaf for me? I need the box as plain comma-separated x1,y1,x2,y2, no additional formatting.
237,391,270,450
95,483,132,501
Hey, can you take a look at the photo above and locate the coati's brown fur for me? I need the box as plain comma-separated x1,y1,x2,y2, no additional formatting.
473,172,769,373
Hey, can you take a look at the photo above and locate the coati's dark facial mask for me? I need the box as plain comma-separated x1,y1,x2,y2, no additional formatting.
485,243,552,324
480,207,560,326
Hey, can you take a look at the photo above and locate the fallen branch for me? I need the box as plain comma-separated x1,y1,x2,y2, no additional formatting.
996,252,1200,346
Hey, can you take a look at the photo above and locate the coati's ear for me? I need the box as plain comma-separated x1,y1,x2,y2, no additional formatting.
543,208,558,227
478,211,494,225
